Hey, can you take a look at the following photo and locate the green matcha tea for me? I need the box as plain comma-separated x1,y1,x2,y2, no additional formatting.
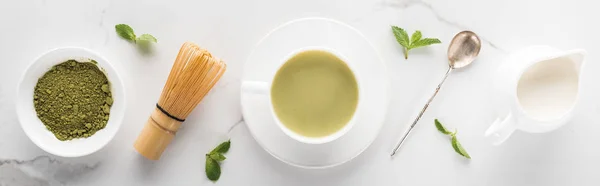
271,50,358,138
34,60,112,141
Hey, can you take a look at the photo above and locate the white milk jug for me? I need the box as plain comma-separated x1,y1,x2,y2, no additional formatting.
485,45,586,145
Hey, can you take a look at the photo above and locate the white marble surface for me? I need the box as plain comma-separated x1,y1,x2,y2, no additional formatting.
1,0,599,185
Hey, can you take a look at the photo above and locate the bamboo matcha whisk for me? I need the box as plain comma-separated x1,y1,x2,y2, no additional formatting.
134,42,226,160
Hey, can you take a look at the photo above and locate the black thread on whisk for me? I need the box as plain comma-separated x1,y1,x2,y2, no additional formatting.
156,103,186,122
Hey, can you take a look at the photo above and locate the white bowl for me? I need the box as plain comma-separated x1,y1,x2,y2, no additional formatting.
16,47,125,157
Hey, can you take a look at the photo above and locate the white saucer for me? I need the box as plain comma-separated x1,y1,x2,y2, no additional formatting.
240,17,390,169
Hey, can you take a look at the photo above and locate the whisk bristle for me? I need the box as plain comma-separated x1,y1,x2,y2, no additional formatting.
157,42,226,120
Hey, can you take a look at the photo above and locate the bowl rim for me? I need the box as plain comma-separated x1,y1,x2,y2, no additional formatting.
16,47,125,157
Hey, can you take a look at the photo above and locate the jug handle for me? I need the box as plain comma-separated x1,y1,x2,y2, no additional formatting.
485,112,517,145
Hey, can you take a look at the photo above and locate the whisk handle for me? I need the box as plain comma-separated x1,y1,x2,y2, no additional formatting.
134,108,183,160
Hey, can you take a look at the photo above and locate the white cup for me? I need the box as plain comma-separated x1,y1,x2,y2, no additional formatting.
241,47,363,144
485,46,585,145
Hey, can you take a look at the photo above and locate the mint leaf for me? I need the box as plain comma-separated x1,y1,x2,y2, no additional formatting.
434,119,452,135
391,26,441,59
410,38,442,49
205,157,221,181
391,26,409,48
115,24,136,42
209,153,226,162
205,140,230,182
451,135,471,159
136,34,157,43
435,119,470,159
136,34,157,54
115,24,158,55
210,140,231,154
410,31,422,44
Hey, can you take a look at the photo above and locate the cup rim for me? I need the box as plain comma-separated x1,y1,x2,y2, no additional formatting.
267,46,362,144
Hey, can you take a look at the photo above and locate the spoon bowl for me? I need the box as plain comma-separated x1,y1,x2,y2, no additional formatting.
448,31,481,69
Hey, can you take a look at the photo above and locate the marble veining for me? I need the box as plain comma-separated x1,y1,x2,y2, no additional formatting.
227,118,245,136
0,156,99,186
373,0,507,53
1,0,599,185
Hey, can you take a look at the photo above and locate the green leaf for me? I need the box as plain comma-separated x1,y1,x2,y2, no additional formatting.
136,42,153,54
451,135,471,159
391,27,440,59
135,34,157,54
205,157,221,181
210,140,231,154
410,38,441,49
434,119,452,135
391,26,410,48
115,24,136,42
136,34,157,43
410,30,422,44
209,153,226,162
205,140,230,182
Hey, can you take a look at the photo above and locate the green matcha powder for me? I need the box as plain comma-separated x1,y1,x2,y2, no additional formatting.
34,60,113,141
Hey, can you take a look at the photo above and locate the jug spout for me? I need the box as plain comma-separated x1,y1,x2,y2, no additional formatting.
564,49,586,72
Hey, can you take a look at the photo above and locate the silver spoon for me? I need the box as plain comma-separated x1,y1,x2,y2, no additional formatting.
390,31,481,157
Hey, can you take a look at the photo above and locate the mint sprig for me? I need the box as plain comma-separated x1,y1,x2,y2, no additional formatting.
115,24,157,51
434,119,471,159
205,140,231,181
391,26,441,59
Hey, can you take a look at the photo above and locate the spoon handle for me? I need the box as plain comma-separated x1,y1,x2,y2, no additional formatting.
391,67,453,157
